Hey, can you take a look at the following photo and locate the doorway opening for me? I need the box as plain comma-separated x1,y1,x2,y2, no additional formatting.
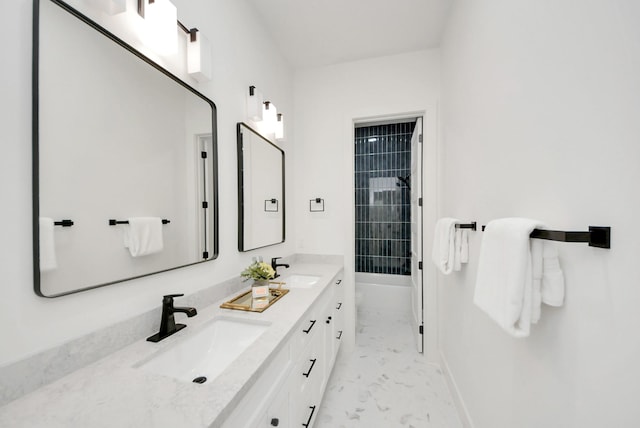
354,117,424,352
354,120,415,275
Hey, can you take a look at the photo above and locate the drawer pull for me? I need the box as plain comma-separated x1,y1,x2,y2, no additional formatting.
335,279,342,285
302,358,317,377
302,405,316,427
336,330,343,340
270,418,279,426
303,319,316,334
326,316,331,324
336,302,342,310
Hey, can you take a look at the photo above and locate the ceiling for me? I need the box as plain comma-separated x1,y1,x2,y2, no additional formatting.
245,0,453,69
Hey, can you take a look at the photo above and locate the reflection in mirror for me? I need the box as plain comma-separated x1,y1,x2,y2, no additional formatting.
33,0,218,297
237,123,285,251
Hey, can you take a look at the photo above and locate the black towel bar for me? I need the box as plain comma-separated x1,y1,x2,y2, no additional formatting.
310,198,325,212
481,225,611,249
54,219,74,227
109,219,170,226
455,222,477,231
264,199,279,212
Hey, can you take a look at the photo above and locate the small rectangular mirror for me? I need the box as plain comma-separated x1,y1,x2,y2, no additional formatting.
237,123,285,251
34,0,219,297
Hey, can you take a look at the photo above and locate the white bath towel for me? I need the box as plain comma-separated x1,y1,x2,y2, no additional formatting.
473,218,546,337
39,217,57,271
432,218,458,274
123,217,163,257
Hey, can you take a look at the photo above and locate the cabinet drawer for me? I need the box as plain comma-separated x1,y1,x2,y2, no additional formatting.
291,289,332,357
292,331,322,398
291,386,320,428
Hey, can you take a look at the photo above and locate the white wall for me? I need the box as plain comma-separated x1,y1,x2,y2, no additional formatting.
439,1,640,426
0,0,293,366
292,50,441,357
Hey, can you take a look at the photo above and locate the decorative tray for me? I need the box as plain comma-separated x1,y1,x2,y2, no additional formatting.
220,284,289,313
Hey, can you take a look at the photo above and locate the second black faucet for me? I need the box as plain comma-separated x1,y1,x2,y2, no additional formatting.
271,257,290,278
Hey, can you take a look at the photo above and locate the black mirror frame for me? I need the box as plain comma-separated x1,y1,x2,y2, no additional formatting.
236,122,285,252
32,0,219,297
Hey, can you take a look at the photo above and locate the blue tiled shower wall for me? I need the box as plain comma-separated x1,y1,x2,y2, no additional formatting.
354,121,415,275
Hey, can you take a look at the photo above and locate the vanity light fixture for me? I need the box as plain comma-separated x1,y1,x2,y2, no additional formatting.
247,86,264,121
184,26,212,82
275,113,284,140
137,0,178,55
263,101,278,132
88,0,126,15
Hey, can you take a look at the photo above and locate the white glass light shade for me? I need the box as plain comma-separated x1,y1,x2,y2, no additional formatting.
87,0,126,15
275,113,284,140
247,86,264,121
187,30,212,82
141,0,178,55
262,101,277,132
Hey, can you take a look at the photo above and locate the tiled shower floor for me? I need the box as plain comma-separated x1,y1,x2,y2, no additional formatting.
315,309,463,428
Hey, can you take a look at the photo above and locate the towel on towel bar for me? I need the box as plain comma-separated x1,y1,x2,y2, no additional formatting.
541,244,565,307
530,240,566,323
453,228,470,272
123,217,163,257
432,218,457,274
432,217,469,275
39,217,57,271
473,218,565,337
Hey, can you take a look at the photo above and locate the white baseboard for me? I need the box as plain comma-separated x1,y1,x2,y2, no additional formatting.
439,350,475,428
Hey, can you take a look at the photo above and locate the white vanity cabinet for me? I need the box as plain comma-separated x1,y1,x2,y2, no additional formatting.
222,269,345,428
290,284,332,427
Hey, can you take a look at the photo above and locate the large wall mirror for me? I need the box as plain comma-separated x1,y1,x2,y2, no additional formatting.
237,123,285,251
33,0,219,297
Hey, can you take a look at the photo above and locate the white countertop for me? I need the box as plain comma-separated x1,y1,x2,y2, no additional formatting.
0,263,342,428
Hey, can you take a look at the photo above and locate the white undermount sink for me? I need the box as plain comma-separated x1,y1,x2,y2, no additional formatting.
139,317,270,384
279,274,321,288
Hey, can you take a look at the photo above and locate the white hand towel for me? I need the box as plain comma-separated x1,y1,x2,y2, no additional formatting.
453,229,470,271
432,218,458,275
123,217,163,257
460,229,469,264
530,239,544,324
473,218,546,337
453,229,463,272
39,217,57,271
541,244,565,306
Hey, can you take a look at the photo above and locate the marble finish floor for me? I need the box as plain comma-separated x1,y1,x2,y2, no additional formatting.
316,309,463,428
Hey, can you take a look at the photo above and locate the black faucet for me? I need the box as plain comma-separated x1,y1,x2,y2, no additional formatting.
271,257,290,278
147,294,197,343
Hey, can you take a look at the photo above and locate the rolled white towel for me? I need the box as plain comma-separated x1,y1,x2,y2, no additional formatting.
39,217,57,271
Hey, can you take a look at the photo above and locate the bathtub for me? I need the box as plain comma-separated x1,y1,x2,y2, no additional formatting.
355,272,411,314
